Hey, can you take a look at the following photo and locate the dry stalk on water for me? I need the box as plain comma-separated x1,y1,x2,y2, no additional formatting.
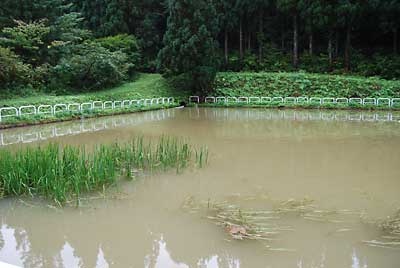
362,209,400,250
182,195,362,251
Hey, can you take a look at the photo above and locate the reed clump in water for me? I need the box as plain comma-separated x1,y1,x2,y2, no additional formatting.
0,137,208,205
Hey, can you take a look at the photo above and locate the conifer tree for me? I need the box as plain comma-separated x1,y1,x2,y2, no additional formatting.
158,0,219,93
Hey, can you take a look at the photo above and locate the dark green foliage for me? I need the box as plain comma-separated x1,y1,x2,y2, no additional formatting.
214,72,400,98
1,0,400,97
224,49,400,80
53,42,130,90
0,47,31,87
0,10,142,94
157,0,220,94
0,20,50,65
96,34,141,73
0,0,64,28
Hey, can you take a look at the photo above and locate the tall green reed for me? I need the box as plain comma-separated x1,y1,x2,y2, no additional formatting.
0,136,208,205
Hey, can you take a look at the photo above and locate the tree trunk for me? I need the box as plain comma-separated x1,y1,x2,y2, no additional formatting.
239,17,243,61
248,34,251,51
309,33,313,56
328,32,333,66
19,0,24,19
293,14,299,69
394,28,398,55
281,22,285,51
224,29,228,65
335,30,339,58
258,10,264,63
344,23,351,72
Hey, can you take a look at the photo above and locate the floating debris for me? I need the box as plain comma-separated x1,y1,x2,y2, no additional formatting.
182,195,362,250
363,209,400,250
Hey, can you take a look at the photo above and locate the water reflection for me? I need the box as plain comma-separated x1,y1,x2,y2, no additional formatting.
188,107,400,123
0,108,176,147
1,223,243,268
54,242,82,268
0,225,28,267
1,108,399,147
0,223,380,268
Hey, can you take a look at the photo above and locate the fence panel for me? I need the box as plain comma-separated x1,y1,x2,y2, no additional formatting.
38,105,54,115
54,104,68,114
0,107,18,122
19,105,36,116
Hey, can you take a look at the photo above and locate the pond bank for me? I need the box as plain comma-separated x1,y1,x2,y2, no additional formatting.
0,104,178,130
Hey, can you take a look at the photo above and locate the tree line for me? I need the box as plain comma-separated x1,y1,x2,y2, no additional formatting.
0,0,399,94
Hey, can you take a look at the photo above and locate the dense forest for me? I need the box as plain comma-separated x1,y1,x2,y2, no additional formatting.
0,0,399,95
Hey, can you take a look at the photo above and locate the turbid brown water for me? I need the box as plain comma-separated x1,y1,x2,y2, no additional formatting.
1,107,400,268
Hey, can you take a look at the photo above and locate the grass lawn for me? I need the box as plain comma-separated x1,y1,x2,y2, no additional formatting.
0,73,189,108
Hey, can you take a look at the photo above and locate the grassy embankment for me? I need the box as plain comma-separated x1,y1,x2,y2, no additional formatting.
0,73,189,128
196,72,400,110
2,72,400,129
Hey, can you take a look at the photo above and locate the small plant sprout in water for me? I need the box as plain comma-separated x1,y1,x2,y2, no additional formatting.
195,146,209,168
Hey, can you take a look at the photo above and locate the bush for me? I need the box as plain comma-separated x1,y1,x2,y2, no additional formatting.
354,53,400,80
0,47,31,88
53,42,130,90
167,66,217,94
96,34,141,74
213,72,400,98
0,20,50,65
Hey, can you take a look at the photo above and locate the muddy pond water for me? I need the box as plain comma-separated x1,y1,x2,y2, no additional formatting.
1,107,400,268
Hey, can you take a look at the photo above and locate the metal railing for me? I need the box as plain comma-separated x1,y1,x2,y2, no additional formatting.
189,96,400,108
0,97,176,123
187,107,400,124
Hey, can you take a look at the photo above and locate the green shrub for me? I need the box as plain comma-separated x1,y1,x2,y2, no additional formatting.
213,72,400,98
53,42,130,90
0,47,31,88
354,53,400,80
0,20,50,65
96,34,141,74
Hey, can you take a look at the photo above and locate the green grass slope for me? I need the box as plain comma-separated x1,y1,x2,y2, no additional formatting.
0,73,188,108
214,72,400,98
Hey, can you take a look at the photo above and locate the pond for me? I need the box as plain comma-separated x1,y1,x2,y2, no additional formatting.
1,107,400,268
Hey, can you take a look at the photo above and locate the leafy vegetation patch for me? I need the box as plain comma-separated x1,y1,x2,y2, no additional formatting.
0,137,208,205
214,72,400,98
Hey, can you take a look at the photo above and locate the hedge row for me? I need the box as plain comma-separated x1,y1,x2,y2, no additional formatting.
213,72,400,98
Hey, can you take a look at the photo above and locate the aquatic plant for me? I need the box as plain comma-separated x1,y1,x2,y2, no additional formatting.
0,137,208,205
